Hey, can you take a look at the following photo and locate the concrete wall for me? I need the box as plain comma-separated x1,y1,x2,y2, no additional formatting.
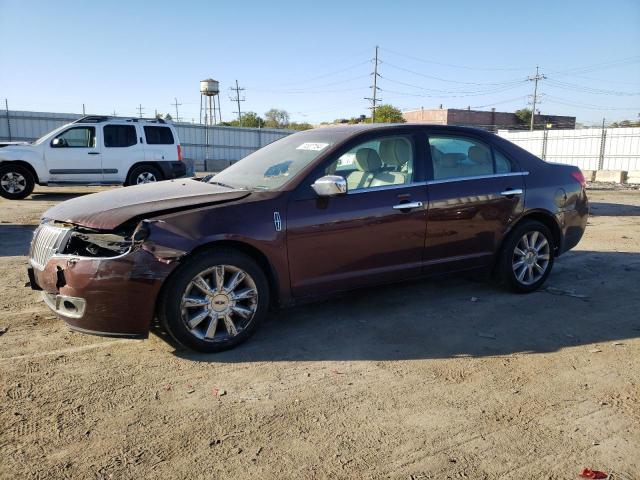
402,108,448,124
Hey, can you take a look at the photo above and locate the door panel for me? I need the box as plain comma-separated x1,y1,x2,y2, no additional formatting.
287,185,428,297
101,124,144,183
424,174,526,273
46,126,102,183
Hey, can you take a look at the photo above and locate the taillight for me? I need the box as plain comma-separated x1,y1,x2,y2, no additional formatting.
571,170,586,188
177,144,183,162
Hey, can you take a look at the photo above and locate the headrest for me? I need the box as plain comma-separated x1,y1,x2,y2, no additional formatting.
355,148,382,172
379,139,410,167
468,145,491,164
440,153,460,168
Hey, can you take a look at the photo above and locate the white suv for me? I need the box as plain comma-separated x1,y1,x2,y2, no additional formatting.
0,116,186,200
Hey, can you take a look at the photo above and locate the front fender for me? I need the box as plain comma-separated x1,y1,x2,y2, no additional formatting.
0,146,47,182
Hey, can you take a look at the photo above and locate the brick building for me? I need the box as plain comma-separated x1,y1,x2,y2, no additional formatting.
402,107,576,131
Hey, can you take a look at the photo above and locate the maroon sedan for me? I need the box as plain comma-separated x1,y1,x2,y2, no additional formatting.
27,124,588,352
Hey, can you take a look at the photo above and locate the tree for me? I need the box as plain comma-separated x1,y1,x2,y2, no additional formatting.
515,108,532,127
164,113,173,121
372,104,405,123
239,112,265,128
287,122,313,131
264,108,290,128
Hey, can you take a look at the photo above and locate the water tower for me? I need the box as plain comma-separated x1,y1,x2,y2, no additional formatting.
199,78,221,126
199,79,222,168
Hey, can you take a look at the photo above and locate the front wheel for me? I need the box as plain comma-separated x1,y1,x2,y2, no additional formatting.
498,220,555,293
158,249,269,353
0,164,35,200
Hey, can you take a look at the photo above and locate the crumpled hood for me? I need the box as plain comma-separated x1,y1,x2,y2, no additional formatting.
43,178,251,230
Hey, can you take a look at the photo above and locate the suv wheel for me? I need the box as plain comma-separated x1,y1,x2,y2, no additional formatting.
0,164,35,200
158,249,269,353
127,165,163,185
498,220,555,293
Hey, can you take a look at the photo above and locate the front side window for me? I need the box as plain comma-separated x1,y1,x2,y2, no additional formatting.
428,135,514,180
104,125,137,148
51,127,95,148
144,126,174,145
324,136,414,191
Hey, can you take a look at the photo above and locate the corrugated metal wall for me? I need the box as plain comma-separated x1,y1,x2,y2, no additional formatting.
498,127,640,171
0,110,294,171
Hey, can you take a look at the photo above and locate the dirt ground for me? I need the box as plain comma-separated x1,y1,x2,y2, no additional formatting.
1,185,639,480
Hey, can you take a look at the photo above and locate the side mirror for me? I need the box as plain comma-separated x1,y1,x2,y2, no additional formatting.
51,138,65,147
311,175,347,197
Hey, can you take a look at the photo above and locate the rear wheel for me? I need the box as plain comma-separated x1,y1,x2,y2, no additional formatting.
498,220,555,293
158,249,269,353
0,164,35,200
126,165,163,185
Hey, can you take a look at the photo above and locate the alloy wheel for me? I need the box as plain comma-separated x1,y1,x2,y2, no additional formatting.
1,172,27,194
180,265,258,342
512,231,551,285
136,172,157,184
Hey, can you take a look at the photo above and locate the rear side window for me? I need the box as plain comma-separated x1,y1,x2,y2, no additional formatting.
428,135,514,180
144,126,174,145
104,125,137,148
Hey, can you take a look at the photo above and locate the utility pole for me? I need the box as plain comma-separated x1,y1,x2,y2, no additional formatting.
364,45,381,123
82,103,86,115
137,104,144,118
171,97,182,122
229,80,245,125
112,110,117,116
5,99,12,141
527,66,546,131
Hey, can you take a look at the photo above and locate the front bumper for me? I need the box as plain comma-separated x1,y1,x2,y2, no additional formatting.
28,248,177,338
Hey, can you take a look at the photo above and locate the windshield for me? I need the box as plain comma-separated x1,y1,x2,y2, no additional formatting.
209,131,339,190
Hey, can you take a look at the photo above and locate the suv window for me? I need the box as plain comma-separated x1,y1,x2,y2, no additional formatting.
104,125,137,148
144,126,174,145
52,127,95,148
325,136,414,191
428,135,512,180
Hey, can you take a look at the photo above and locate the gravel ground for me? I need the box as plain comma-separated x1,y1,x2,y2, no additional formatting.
0,185,639,480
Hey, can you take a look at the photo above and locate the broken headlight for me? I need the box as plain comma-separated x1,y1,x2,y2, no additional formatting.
62,221,150,258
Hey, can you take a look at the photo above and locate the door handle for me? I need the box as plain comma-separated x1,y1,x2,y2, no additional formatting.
500,188,523,196
393,201,423,210
87,152,100,155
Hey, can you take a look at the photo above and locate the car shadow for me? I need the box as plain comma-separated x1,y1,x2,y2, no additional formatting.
0,224,37,256
168,250,640,363
589,202,640,217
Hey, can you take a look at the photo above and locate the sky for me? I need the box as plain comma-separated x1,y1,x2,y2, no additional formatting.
0,0,639,126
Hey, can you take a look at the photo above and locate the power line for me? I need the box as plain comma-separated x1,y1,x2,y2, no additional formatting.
229,80,246,125
527,67,546,130
380,47,530,72
383,61,526,86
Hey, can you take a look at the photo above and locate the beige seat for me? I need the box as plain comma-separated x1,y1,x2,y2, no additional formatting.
465,145,493,176
371,138,411,187
433,153,463,179
346,148,382,190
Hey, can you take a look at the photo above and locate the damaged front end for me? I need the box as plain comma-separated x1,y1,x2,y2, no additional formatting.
27,219,184,338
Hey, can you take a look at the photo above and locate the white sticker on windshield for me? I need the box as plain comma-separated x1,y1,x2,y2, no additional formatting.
296,142,329,151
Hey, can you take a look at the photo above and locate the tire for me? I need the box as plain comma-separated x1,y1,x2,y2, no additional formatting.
498,220,555,293
0,164,35,200
126,164,163,186
158,248,270,353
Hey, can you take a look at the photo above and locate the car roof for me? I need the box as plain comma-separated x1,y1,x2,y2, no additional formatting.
313,123,497,140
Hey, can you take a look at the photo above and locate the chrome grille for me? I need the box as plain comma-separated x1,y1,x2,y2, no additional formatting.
29,224,70,270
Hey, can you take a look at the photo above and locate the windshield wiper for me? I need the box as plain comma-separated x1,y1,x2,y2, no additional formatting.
208,181,236,189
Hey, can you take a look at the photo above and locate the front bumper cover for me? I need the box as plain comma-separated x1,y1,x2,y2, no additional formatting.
29,248,177,337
